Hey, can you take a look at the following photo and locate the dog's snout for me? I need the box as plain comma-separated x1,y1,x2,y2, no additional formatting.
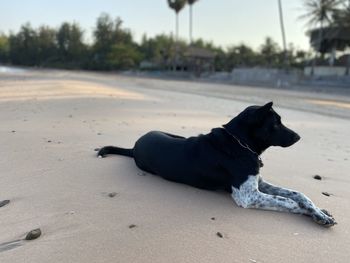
294,133,301,142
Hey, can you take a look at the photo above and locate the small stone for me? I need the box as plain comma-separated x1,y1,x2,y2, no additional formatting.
47,140,52,143
129,224,137,229
322,192,331,197
25,228,41,240
211,217,216,221
97,133,102,135
216,232,223,238
313,175,322,180
108,192,117,198
11,130,16,133
0,200,10,208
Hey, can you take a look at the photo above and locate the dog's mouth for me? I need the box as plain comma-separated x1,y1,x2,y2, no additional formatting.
280,133,301,147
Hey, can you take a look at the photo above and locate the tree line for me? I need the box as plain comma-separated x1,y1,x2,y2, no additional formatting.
0,13,310,72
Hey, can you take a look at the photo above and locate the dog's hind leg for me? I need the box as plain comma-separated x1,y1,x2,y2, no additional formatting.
258,177,336,226
232,175,336,227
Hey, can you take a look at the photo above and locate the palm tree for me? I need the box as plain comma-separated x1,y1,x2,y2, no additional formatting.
332,0,350,26
187,0,199,44
167,0,187,42
300,0,343,58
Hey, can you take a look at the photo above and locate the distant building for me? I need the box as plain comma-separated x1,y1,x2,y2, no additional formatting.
183,47,215,76
163,46,215,77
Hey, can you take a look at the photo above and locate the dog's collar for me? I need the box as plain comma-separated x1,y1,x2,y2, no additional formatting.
222,126,264,167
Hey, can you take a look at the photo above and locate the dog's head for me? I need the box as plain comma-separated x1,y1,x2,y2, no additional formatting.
225,102,300,151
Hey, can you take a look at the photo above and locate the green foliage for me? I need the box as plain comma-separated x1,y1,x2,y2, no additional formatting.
2,13,314,71
91,13,136,70
9,23,40,65
226,44,260,69
187,0,199,5
167,0,187,13
260,37,281,67
139,34,176,64
37,26,57,64
107,44,142,70
0,34,10,62
56,22,87,67
332,3,350,27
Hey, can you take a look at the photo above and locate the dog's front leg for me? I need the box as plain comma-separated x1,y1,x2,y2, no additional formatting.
231,175,336,227
258,177,336,226
232,175,305,213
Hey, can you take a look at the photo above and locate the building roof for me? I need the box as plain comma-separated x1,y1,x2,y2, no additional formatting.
183,47,216,59
308,26,350,52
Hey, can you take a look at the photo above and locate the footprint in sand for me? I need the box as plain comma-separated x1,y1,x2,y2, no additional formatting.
0,200,10,208
0,228,42,253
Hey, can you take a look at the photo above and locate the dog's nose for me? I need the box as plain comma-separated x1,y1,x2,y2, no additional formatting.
294,133,301,142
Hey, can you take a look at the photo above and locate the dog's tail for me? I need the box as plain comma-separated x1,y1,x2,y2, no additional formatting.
97,146,134,158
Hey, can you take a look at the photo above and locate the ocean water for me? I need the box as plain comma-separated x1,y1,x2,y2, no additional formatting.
0,66,26,74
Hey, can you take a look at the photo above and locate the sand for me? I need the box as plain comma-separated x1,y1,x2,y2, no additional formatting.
0,68,350,263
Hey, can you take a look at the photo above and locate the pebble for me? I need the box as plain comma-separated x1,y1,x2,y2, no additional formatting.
211,217,216,221
128,224,137,229
216,232,223,238
108,192,117,198
0,200,10,208
313,175,322,180
25,229,41,240
322,192,331,197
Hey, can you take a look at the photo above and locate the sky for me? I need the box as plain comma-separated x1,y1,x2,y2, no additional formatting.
0,0,312,51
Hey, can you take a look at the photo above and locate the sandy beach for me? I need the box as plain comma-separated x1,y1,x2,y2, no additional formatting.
0,68,349,263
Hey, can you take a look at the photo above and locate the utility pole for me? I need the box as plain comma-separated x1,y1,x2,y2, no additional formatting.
189,4,193,43
278,0,288,70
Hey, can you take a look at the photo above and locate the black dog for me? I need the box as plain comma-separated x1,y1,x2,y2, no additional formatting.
98,102,336,227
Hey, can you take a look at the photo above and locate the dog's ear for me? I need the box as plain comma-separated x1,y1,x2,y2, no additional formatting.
262,101,273,109
256,102,273,118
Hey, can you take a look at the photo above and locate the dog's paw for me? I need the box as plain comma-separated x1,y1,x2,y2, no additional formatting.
320,209,334,219
97,147,108,158
312,211,337,227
